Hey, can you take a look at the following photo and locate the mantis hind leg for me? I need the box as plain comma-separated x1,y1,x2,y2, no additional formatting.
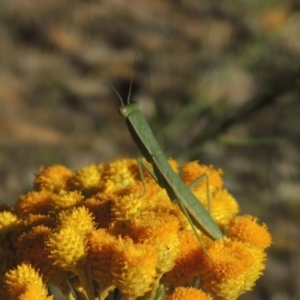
187,173,211,213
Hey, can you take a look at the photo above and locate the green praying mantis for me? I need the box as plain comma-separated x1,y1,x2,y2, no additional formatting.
113,85,223,245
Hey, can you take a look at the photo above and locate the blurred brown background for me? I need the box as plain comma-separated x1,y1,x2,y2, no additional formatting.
0,0,300,299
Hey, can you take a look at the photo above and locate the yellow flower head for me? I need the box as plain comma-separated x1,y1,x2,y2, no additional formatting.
140,185,172,212
34,165,74,193
179,161,235,232
15,190,53,217
4,263,48,300
84,193,115,228
47,225,87,273
12,214,55,247
110,193,149,222
156,200,193,232
51,190,84,211
228,215,272,249
15,225,70,289
16,225,52,266
163,231,205,287
56,206,95,234
0,211,18,245
166,287,213,300
200,238,267,300
102,159,139,193
86,229,117,299
129,212,178,242
209,189,240,229
71,164,104,196
128,212,180,274
18,281,54,300
111,237,158,299
47,207,94,273
135,158,179,187
181,161,223,191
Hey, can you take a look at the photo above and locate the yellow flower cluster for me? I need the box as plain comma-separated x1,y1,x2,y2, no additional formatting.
0,159,271,300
